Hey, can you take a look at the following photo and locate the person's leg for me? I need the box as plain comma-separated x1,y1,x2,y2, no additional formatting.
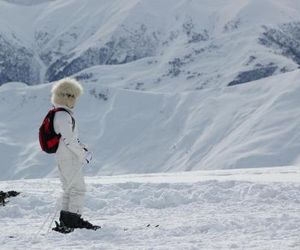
68,170,86,214
58,161,71,212
57,154,85,214
56,154,99,229
56,157,72,229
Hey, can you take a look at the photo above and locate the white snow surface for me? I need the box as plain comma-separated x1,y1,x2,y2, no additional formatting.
0,167,299,250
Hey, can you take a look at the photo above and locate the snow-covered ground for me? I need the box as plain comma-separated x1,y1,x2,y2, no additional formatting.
0,166,299,250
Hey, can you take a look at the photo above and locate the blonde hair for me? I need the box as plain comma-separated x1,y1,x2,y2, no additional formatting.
51,78,83,107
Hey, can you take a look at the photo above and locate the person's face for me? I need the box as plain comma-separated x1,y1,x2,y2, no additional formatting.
65,94,76,109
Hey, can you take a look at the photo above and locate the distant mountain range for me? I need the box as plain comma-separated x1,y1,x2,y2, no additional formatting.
1,0,300,91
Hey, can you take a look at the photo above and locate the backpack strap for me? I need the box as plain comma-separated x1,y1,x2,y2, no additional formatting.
53,107,75,131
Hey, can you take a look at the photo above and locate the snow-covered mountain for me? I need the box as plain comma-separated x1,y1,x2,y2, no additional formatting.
1,69,300,180
1,0,300,180
1,0,300,91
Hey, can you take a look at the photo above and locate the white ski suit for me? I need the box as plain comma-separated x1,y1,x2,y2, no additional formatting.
53,105,87,214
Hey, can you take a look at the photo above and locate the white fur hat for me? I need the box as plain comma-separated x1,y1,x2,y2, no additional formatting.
51,78,83,106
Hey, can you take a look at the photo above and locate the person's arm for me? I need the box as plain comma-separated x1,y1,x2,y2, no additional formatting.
54,111,87,163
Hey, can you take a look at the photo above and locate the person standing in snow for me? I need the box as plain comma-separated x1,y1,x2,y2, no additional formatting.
50,78,99,232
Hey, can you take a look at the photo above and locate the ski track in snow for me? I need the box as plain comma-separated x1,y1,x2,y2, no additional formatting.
0,167,300,250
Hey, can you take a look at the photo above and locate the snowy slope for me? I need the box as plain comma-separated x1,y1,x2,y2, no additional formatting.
1,69,300,180
1,0,300,90
0,167,299,250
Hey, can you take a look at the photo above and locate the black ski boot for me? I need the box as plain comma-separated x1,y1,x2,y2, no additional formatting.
53,210,100,232
52,210,75,234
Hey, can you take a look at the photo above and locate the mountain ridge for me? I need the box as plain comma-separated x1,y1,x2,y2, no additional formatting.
1,0,300,91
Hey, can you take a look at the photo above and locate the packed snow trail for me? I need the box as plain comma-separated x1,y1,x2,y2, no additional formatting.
0,167,299,250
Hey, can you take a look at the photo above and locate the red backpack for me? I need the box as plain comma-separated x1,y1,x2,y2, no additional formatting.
39,108,73,154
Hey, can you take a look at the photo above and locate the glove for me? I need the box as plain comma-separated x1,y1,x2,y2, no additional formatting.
84,152,92,164
78,139,88,151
